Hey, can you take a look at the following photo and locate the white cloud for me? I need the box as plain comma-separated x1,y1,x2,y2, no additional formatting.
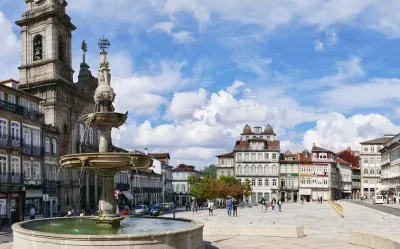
112,60,191,116
302,113,400,152
150,21,195,44
326,27,338,45
165,88,208,121
234,56,272,77
314,40,324,52
335,56,365,78
226,80,245,96
0,12,20,79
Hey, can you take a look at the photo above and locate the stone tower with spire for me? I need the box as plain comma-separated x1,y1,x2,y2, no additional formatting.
15,0,99,212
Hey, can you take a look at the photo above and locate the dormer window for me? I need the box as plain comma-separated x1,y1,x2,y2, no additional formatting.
267,136,270,141
33,35,43,61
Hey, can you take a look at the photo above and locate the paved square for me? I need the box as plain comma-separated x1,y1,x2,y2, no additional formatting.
165,202,400,248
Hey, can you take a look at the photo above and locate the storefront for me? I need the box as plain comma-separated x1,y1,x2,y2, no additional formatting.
299,188,311,202
24,189,43,220
0,192,24,224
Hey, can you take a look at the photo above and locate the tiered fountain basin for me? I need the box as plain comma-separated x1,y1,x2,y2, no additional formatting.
82,112,128,128
59,153,153,172
12,217,205,249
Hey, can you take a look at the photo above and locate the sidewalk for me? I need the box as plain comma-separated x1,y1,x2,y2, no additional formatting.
382,204,400,210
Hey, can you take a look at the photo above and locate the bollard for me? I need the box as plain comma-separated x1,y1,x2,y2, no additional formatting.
173,209,176,219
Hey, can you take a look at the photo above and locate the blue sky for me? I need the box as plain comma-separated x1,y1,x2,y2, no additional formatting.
2,0,400,168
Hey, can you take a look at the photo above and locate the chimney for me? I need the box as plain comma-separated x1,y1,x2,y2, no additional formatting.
144,148,148,155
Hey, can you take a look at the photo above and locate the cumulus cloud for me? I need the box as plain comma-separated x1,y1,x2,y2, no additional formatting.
302,113,400,152
165,88,208,121
326,27,338,45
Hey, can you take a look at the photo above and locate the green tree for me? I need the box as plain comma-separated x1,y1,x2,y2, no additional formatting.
201,164,217,179
242,179,252,198
189,176,215,201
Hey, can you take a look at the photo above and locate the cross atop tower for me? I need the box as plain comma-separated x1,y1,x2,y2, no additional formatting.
98,37,111,53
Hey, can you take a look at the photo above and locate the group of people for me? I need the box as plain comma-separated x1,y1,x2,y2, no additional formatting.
225,198,239,216
185,201,199,213
259,198,282,212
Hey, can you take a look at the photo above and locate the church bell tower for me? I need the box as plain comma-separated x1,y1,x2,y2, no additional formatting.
16,0,76,86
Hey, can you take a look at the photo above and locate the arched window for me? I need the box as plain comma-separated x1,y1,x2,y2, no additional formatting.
370,169,374,175
272,165,277,174
237,165,241,174
251,165,256,175
281,178,286,187
45,137,50,154
281,164,286,173
33,35,43,61
265,165,270,175
59,36,65,62
51,138,57,155
244,166,249,174
257,165,263,175
364,169,368,175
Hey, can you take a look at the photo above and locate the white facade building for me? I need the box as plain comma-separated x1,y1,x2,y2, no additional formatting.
172,164,203,206
216,152,235,178
337,158,352,198
380,134,400,195
234,125,280,203
360,136,393,198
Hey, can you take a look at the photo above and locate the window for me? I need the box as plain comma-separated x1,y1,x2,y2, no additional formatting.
59,37,65,62
364,169,368,175
11,157,20,179
364,147,368,152
265,179,269,186
246,136,249,140
52,138,57,155
33,35,43,61
45,165,51,180
45,137,50,154
258,153,262,161
272,153,276,160
267,136,270,141
32,162,40,180
11,122,20,147
237,154,242,161
227,171,231,176
29,102,38,112
281,178,285,187
301,177,305,184
251,165,256,174
32,130,40,155
257,165,263,175
370,169,375,175
23,128,31,152
264,153,269,160
323,179,328,185
287,177,292,187
237,165,242,174
272,179,277,186
251,180,256,186
281,165,286,173
258,179,262,186
221,170,225,176
19,99,28,108
23,161,31,179
272,165,277,174
371,158,375,164
371,146,375,152
244,153,249,161
265,165,270,174
307,178,311,184
377,169,381,175
182,185,186,193
8,95,15,104
0,156,7,182
221,158,225,165
176,185,180,192
251,153,256,161
244,166,249,174
0,119,7,144
364,180,368,183
0,92,3,100
364,158,368,164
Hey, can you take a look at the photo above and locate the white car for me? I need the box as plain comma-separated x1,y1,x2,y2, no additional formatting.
374,195,384,205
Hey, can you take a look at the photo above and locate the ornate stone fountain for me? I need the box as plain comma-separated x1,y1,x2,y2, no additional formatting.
60,37,153,228
11,38,204,249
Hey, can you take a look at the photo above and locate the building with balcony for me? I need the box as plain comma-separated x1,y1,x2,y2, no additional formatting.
337,158,352,199
379,134,400,196
234,124,280,203
337,147,361,199
172,164,203,206
149,153,173,202
299,149,313,202
0,79,62,222
310,144,338,201
129,170,162,206
216,152,235,178
360,135,393,198
279,151,299,202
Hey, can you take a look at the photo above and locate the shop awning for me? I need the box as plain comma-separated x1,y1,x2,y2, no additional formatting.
378,185,391,192
122,191,134,200
299,189,311,195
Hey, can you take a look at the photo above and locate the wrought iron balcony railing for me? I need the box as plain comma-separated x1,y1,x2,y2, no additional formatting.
0,99,44,123
0,172,22,185
0,135,22,148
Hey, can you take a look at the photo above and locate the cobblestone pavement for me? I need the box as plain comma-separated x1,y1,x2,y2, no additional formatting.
165,201,400,248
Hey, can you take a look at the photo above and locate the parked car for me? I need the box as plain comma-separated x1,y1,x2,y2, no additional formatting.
134,205,150,215
162,203,171,210
150,205,164,216
374,195,384,205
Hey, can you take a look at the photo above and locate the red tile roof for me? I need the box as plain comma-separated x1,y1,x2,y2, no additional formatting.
336,157,350,165
216,152,235,158
233,140,280,150
336,149,360,169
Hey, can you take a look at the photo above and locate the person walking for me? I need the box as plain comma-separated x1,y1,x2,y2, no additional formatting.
278,199,282,212
29,206,36,220
271,199,276,212
300,196,304,204
264,200,269,212
226,199,233,216
207,200,214,216
260,197,265,212
233,199,238,217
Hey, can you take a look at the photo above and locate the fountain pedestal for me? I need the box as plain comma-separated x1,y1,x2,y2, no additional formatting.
95,171,124,228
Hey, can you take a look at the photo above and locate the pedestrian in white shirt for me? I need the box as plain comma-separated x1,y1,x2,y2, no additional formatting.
30,206,36,220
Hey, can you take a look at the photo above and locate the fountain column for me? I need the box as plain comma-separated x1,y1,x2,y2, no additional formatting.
96,171,121,227
99,125,112,153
